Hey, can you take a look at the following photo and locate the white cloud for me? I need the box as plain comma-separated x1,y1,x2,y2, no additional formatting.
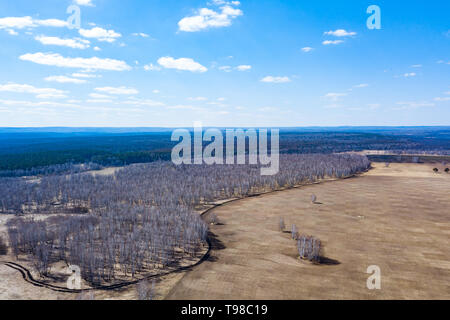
396,101,434,108
144,63,162,71
89,93,113,99
219,65,232,72
235,65,251,71
188,96,208,101
36,93,68,99
259,107,278,112
37,19,68,27
132,32,150,38
301,47,313,53
123,98,165,107
157,56,208,73
93,46,101,51
167,104,204,111
178,5,243,32
45,76,87,84
368,103,380,110
0,16,68,31
79,27,121,42
95,86,139,95
74,0,94,6
0,99,78,108
6,29,18,35
434,97,450,102
87,99,113,103
324,29,356,37
324,92,348,101
260,76,291,83
403,72,416,77
353,83,369,88
0,83,66,98
72,73,99,78
35,36,90,49
322,40,344,45
19,52,132,71
411,64,422,68
0,16,34,29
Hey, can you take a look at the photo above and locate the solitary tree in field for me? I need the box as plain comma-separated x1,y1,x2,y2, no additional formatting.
311,194,317,204
385,162,390,168
291,224,298,240
445,168,449,173
297,235,322,263
433,168,439,173
279,218,286,232
209,213,219,225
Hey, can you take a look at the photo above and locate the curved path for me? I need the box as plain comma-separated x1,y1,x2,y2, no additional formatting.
166,163,450,299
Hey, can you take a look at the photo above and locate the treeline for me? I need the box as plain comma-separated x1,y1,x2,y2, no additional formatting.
1,130,448,174
0,162,103,178
0,150,171,175
3,154,370,285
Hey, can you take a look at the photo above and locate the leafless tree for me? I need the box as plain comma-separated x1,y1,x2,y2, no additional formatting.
291,224,298,240
311,194,317,204
3,154,370,284
209,214,219,225
279,218,285,232
297,235,322,263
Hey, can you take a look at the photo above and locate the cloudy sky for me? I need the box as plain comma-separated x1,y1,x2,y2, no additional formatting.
0,0,449,127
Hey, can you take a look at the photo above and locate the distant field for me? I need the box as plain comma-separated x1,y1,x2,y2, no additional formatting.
167,163,450,299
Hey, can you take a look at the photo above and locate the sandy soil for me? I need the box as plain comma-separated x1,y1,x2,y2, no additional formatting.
166,163,450,300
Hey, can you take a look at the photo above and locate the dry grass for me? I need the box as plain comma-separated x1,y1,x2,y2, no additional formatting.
166,163,450,299
1,163,449,300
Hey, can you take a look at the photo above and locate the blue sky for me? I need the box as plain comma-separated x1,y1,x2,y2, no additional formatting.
0,0,449,127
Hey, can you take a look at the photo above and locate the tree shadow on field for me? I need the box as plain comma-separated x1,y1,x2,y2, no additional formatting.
205,231,226,263
317,256,340,266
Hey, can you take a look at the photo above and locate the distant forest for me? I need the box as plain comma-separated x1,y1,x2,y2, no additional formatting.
0,127,449,176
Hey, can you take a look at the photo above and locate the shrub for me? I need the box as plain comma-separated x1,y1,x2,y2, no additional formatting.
445,168,449,173
297,235,321,262
433,168,439,173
